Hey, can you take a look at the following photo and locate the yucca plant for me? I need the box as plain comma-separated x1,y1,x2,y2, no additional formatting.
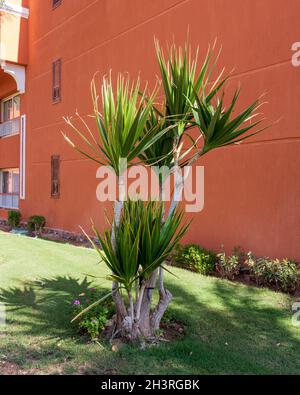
165,87,267,214
152,40,267,203
140,40,225,169
65,38,268,343
153,40,265,214
85,200,189,338
64,73,169,174
64,73,172,236
64,73,175,329
140,40,227,318
191,89,266,155
143,40,228,220
139,39,267,326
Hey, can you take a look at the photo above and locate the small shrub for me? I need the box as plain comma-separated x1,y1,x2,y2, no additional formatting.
27,215,46,236
174,244,216,275
232,245,247,265
216,246,245,280
217,252,240,280
72,288,114,340
247,254,299,292
7,210,21,228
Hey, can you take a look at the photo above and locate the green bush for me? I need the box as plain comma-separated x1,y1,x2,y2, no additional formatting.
248,254,299,292
174,244,216,275
27,215,46,235
216,246,245,280
7,210,21,228
72,288,114,340
217,252,240,280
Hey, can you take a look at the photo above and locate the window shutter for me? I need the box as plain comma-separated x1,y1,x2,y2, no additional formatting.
52,60,61,102
2,171,9,194
53,0,62,9
51,155,60,198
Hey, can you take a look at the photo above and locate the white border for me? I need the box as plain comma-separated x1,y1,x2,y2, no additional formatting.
20,114,26,200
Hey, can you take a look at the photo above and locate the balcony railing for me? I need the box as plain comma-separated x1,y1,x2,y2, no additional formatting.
0,193,19,209
0,118,20,138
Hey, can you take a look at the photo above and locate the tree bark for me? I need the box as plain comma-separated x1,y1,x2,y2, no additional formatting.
111,171,127,334
151,289,173,331
138,270,158,337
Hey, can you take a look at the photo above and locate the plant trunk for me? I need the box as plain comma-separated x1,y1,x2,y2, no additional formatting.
108,163,187,341
138,270,158,337
168,163,184,218
151,288,172,331
111,171,127,336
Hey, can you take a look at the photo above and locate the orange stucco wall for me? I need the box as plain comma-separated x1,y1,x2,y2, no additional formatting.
1,0,299,260
0,134,19,167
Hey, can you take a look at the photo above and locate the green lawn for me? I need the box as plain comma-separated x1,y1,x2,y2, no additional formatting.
0,231,299,375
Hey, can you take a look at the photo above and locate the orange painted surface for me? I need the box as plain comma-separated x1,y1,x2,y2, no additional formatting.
0,0,299,260
0,209,8,220
0,134,20,168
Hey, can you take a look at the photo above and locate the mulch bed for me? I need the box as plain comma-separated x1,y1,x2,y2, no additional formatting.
160,319,186,342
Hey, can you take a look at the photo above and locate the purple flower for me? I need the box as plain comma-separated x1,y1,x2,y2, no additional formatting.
90,288,96,292
73,300,81,306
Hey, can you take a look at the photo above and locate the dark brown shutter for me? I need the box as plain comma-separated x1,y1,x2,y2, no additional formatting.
51,155,60,198
52,59,61,102
53,0,62,9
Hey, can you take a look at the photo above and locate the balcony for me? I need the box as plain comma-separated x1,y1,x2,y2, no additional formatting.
0,193,19,209
0,1,28,97
0,117,20,138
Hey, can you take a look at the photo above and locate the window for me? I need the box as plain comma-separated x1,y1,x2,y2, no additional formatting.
52,59,61,103
51,155,60,198
1,170,19,195
0,95,21,138
2,171,9,194
0,169,19,209
1,95,20,122
53,0,62,9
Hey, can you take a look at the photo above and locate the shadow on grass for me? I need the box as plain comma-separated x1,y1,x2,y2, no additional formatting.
0,276,111,339
116,279,300,374
0,275,299,374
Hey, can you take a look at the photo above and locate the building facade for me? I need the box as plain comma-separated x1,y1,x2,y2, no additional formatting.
0,0,299,259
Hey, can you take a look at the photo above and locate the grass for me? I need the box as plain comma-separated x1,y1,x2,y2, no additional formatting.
0,231,299,375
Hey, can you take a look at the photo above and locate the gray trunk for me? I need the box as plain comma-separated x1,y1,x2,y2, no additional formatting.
138,270,158,337
151,289,173,331
111,197,126,330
